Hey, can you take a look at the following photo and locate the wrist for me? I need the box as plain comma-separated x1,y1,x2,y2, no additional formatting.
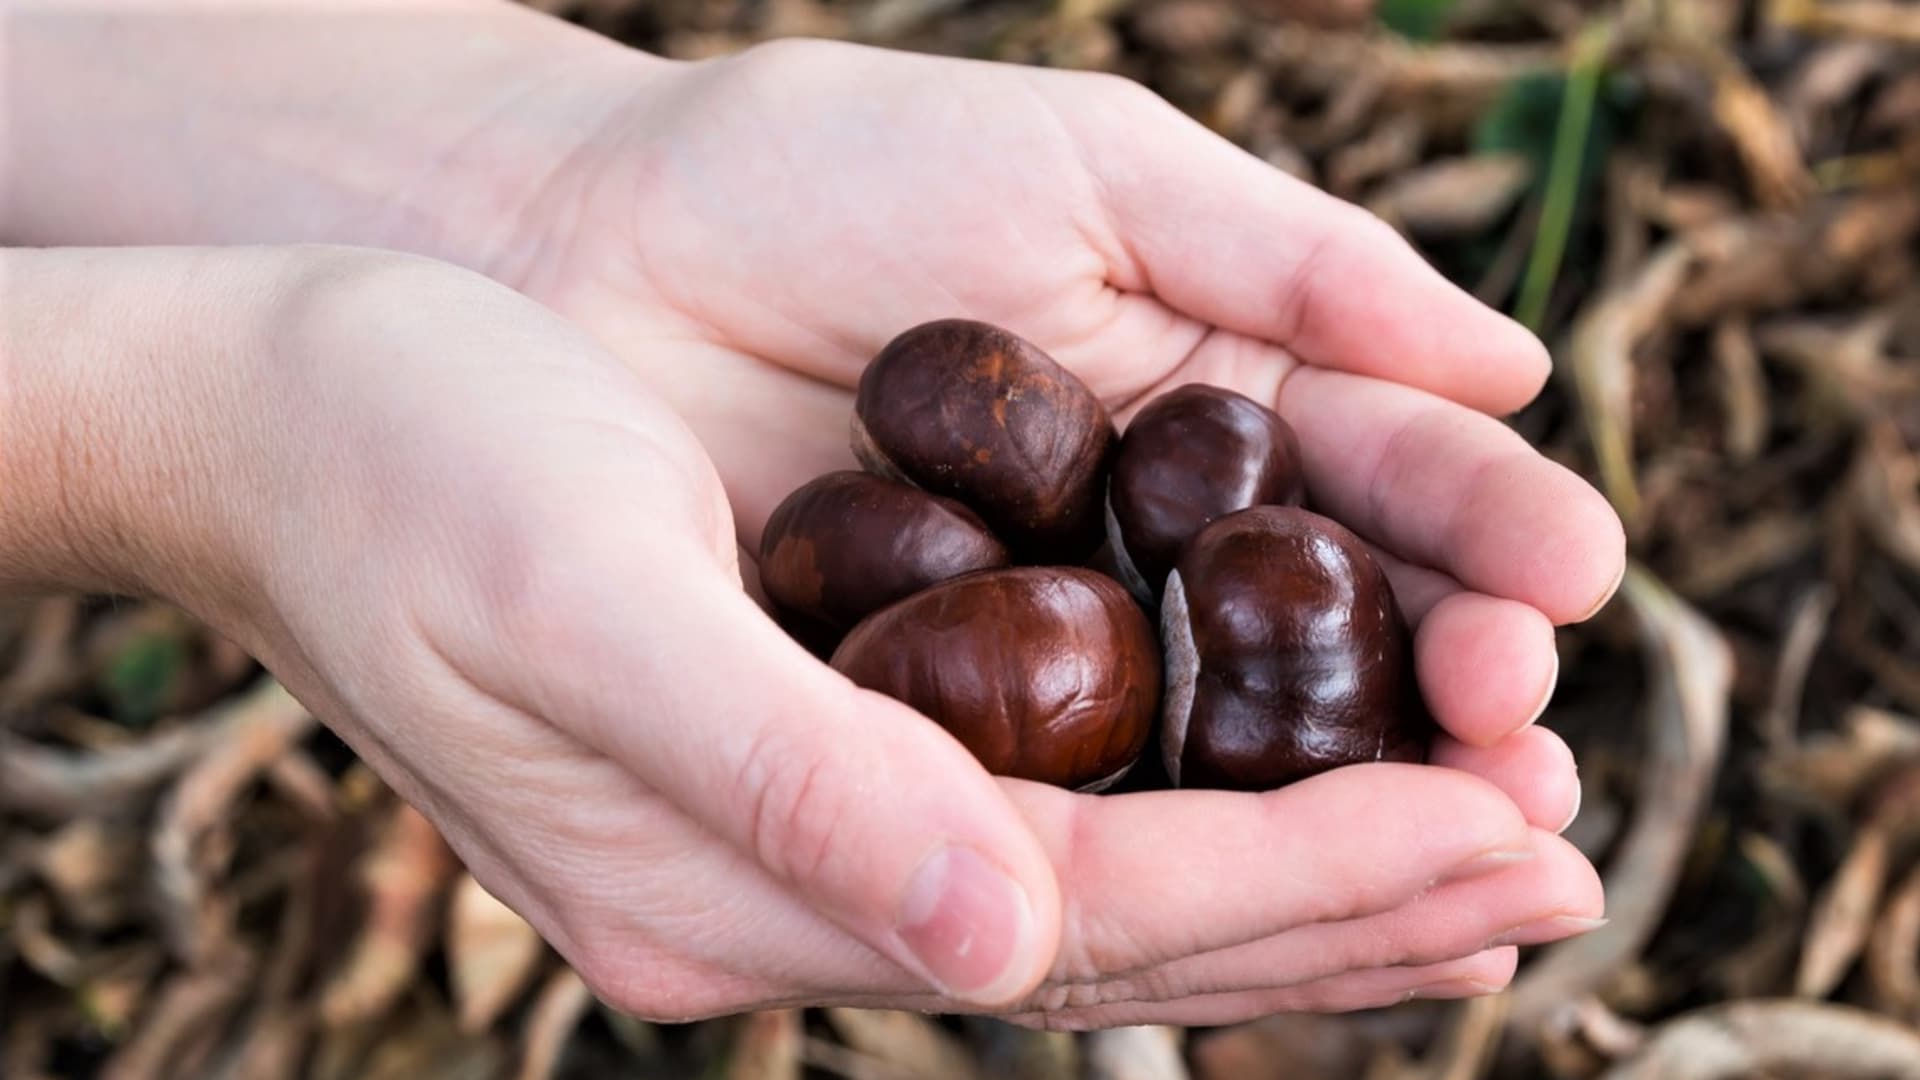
0,247,296,619
1,2,677,286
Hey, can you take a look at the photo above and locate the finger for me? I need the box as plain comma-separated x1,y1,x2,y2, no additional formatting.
1063,78,1550,415
1004,948,1520,1030
1430,728,1581,833
1000,763,1531,982
500,552,1064,1007
1049,828,1598,1005
1416,592,1559,745
1277,367,1627,623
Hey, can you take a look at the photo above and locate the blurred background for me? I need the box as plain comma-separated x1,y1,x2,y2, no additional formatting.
5,0,1920,1077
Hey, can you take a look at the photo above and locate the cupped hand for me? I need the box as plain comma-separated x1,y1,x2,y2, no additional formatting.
417,35,1630,1021
185,246,1599,1031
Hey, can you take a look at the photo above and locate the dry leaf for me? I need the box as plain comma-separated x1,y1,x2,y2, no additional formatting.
1569,243,1696,529
1509,567,1733,1037
318,803,457,1026
1367,153,1532,236
1795,822,1889,997
825,1010,983,1080
448,873,545,1033
1866,863,1920,1017
727,1008,803,1080
1085,1026,1187,1080
1598,999,1920,1078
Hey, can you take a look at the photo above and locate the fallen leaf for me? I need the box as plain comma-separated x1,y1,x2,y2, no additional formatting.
448,873,545,1033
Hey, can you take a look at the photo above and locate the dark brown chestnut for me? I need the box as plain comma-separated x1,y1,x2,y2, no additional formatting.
830,567,1160,791
1161,506,1431,790
1106,384,1305,602
852,319,1117,563
759,471,1011,650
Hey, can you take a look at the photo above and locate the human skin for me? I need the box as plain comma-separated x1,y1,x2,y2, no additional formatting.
0,1,1625,1028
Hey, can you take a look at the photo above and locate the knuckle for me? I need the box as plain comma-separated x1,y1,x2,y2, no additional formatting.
735,726,846,888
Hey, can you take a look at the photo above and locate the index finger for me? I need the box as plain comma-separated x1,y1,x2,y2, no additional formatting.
1278,366,1626,624
1066,76,1550,414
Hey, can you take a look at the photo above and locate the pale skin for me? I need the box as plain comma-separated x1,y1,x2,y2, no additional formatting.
1,1,1625,1028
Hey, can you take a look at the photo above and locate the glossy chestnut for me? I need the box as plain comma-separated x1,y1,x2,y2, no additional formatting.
852,319,1116,563
1106,383,1305,601
759,471,1010,649
1161,506,1430,790
830,567,1160,791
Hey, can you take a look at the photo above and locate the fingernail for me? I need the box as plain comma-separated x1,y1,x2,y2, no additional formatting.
1489,915,1609,948
1408,976,1507,1000
897,845,1035,1003
1525,647,1560,728
1576,561,1628,623
1436,846,1534,887
1557,777,1583,835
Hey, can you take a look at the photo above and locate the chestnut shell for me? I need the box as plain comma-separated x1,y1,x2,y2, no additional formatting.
759,472,1009,650
852,320,1116,563
1161,506,1430,790
831,567,1160,790
1106,384,1305,601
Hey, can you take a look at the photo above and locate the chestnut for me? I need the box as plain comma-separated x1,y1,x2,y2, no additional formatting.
1160,506,1430,790
759,472,1010,650
1106,383,1305,603
830,567,1160,791
852,319,1117,563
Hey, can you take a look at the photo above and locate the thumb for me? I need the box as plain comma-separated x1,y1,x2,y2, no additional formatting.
531,544,1063,1006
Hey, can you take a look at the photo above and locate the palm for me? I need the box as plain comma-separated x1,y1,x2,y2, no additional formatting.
523,36,1627,743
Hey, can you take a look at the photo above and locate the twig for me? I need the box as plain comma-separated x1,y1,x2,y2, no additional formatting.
1597,999,1920,1078
1508,567,1733,1037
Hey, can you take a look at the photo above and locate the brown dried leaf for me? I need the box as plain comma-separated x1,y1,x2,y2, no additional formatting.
151,678,314,966
1757,310,1911,421
1795,822,1890,997
727,1009,802,1080
1866,863,1920,1017
1760,584,1837,749
1765,705,1920,806
1367,153,1532,237
1085,1026,1187,1080
318,803,458,1026
1671,513,1820,599
1711,832,1808,998
0,720,219,820
1132,0,1242,54
517,970,594,1080
1711,318,1769,464
35,817,139,929
0,597,82,712
1569,243,1696,528
1417,992,1509,1080
1327,114,1425,198
1770,0,1920,45
824,1009,983,1080
1190,1014,1383,1080
448,872,545,1033
1710,65,1814,210
1509,566,1733,1037
99,952,255,1080
1597,999,1920,1078
10,893,81,985
1851,419,1920,573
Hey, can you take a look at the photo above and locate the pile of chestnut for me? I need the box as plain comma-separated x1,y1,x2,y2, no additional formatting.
761,319,1432,793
